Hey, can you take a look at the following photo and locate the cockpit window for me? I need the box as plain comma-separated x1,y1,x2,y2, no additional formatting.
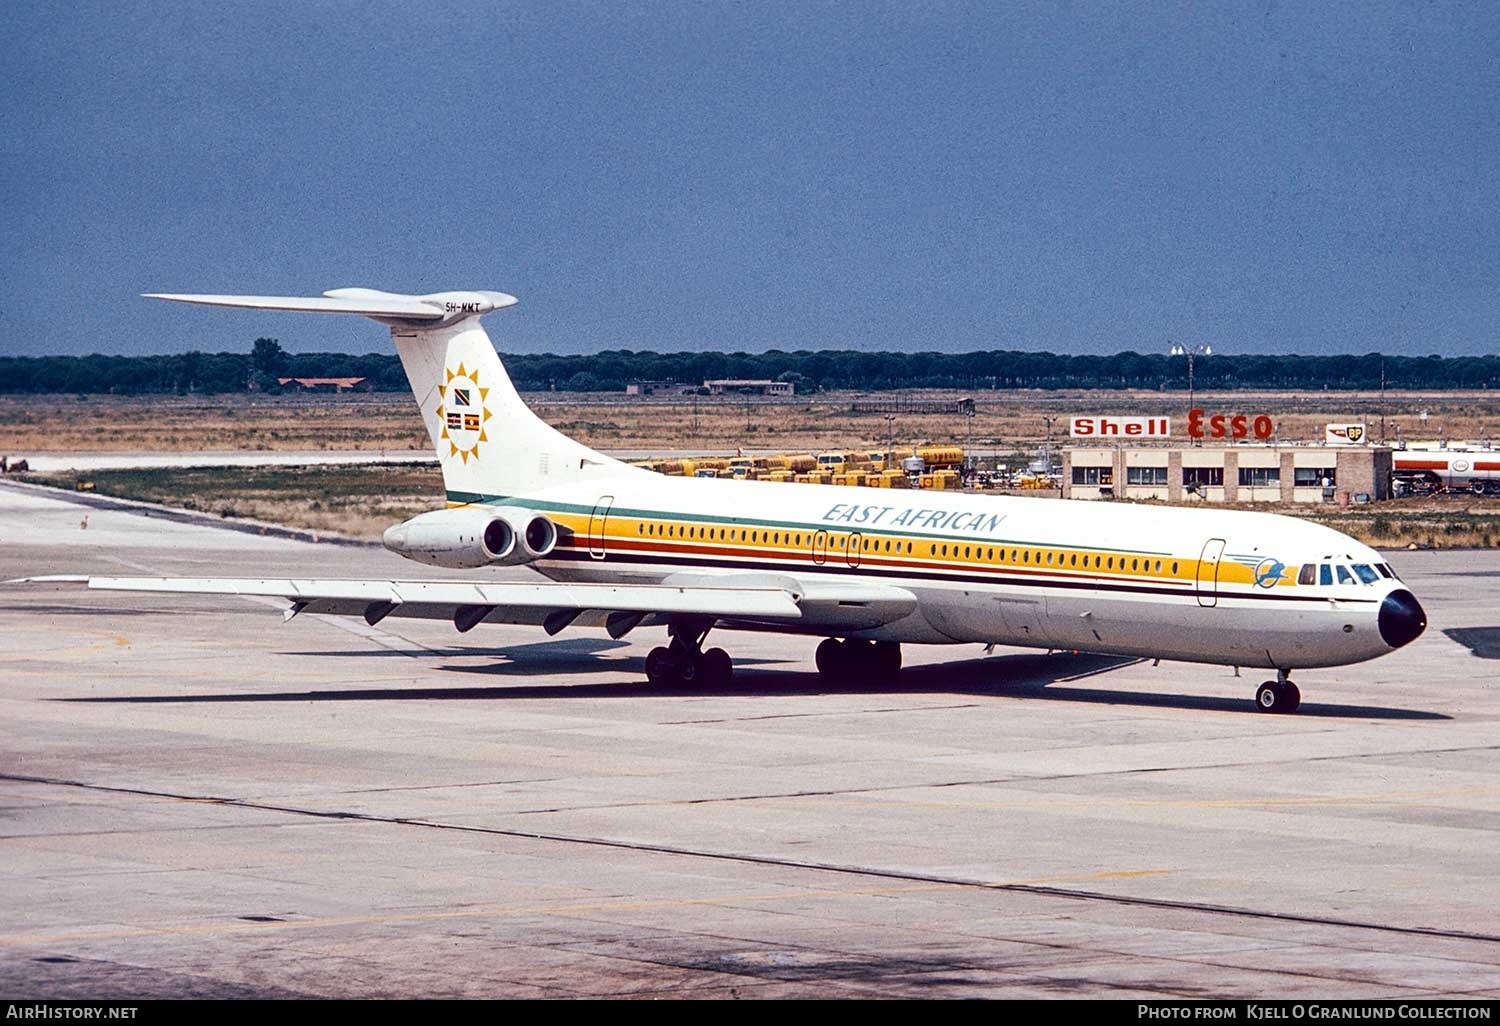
1319,564,1333,586
1336,565,1355,585
1376,563,1395,579
1298,564,1315,585
1352,564,1379,585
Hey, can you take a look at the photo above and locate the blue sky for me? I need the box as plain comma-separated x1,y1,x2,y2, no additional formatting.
3,1,1497,357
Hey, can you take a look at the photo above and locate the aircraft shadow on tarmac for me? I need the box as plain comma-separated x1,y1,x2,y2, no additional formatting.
60,641,1448,718
0,602,178,617
1443,627,1500,659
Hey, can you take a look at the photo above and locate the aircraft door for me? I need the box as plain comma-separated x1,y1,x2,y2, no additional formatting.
588,496,614,559
847,532,862,568
1196,538,1225,607
812,530,829,565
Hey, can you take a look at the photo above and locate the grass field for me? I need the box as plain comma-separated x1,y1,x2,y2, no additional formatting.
4,388,1499,456
19,464,444,539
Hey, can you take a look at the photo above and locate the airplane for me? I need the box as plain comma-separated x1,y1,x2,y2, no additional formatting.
17,287,1427,714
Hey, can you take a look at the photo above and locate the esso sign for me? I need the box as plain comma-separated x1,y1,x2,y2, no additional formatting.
1187,409,1274,441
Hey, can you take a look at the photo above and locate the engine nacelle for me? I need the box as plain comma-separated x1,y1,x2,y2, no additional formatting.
382,506,556,569
492,505,559,561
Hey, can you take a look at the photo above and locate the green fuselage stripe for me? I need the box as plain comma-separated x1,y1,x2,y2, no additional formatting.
445,489,1173,558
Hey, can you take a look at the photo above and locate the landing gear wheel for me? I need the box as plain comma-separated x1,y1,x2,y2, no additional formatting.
1280,682,1301,713
815,638,902,684
815,638,845,680
1256,682,1279,712
647,621,735,689
845,639,877,677
1255,680,1300,714
871,641,902,682
1473,481,1488,496
645,646,674,686
676,650,704,687
701,647,733,688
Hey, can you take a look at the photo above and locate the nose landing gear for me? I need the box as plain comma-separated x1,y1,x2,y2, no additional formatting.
1255,669,1301,714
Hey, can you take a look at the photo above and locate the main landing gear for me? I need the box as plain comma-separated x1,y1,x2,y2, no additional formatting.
1255,668,1301,714
645,619,732,688
815,638,902,685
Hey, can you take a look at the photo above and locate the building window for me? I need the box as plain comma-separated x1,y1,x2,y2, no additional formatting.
1126,466,1168,486
1182,467,1224,487
1294,467,1336,487
1238,466,1281,487
1072,466,1113,485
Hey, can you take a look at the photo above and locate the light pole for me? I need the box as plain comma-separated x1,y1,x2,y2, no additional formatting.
884,414,895,469
1042,415,1056,485
1169,343,1212,443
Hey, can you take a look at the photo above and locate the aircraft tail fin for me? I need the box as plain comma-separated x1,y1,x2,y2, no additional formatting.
145,289,639,501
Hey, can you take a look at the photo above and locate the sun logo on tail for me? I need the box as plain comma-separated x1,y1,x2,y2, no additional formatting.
435,362,493,464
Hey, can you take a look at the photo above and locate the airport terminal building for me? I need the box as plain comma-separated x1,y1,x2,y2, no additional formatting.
1063,440,1393,503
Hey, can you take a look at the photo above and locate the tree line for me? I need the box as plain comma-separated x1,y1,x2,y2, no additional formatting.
2,339,1498,394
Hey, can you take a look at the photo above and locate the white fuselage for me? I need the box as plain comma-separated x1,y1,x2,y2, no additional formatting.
477,470,1413,672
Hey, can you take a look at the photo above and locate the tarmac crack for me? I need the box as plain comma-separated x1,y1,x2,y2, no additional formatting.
663,702,983,725
6,770,1500,949
331,777,566,795
494,739,1500,815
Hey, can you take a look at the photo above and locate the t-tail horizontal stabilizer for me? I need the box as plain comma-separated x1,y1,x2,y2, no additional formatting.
142,289,518,328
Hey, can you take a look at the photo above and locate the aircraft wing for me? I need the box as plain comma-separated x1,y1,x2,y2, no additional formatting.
12,573,918,636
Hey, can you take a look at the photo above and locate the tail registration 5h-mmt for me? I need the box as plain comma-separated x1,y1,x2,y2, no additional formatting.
27,288,1428,713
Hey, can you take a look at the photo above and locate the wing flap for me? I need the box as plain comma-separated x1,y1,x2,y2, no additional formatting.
660,571,919,630
13,573,918,633
61,577,803,627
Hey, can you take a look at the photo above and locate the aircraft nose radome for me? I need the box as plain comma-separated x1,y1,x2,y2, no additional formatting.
1379,589,1427,649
